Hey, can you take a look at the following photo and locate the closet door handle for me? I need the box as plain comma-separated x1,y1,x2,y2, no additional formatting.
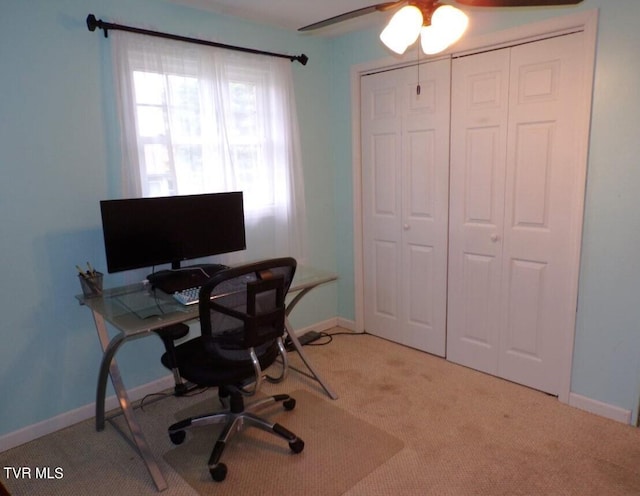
491,234,500,242
403,224,410,231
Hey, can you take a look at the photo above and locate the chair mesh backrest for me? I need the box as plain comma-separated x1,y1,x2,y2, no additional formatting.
198,258,296,359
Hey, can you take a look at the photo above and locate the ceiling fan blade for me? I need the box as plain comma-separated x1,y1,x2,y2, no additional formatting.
455,0,582,6
298,2,404,32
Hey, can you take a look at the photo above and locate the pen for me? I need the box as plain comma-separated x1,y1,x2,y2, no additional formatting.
76,265,89,279
87,262,97,276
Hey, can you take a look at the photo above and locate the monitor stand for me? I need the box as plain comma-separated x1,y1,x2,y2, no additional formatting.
147,263,228,294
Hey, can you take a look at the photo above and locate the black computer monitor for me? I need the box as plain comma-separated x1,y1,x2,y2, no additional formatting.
99,192,246,275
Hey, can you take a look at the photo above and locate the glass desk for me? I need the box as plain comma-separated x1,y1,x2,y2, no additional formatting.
77,265,337,491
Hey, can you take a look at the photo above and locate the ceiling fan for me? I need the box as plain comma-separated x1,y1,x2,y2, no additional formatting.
299,0,584,55
299,0,584,32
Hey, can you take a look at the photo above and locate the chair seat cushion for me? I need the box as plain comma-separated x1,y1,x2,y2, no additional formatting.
162,335,279,387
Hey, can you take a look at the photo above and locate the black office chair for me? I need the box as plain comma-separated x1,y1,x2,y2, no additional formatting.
161,257,304,482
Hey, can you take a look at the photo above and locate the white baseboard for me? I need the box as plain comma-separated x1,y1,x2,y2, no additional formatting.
0,375,175,453
1,318,355,453
336,317,356,331
291,316,355,335
568,392,632,425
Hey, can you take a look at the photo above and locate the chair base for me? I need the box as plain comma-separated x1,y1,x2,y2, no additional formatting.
168,391,304,482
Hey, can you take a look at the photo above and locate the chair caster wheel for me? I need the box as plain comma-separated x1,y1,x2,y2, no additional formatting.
283,398,296,410
289,438,304,454
169,430,186,445
210,463,227,482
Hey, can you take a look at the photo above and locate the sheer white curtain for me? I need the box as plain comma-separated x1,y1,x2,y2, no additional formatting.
111,31,308,264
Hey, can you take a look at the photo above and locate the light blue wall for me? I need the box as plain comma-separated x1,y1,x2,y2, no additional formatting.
2,0,640,440
329,1,640,423
0,0,334,437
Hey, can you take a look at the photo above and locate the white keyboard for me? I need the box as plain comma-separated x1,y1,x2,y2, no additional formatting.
172,287,201,306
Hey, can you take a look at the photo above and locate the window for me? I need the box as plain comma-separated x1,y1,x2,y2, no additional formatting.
111,32,307,263
133,70,200,197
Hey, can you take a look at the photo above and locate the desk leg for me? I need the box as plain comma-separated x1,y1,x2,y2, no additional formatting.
286,288,338,400
96,333,127,431
91,311,168,492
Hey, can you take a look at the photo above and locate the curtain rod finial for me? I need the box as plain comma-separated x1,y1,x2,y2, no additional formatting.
86,14,109,37
296,54,309,66
86,14,98,32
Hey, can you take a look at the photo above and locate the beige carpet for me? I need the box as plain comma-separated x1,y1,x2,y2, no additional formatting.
2,330,640,495
163,389,403,495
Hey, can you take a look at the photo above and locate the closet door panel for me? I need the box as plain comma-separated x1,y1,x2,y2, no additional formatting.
404,129,437,335
461,253,498,344
499,32,586,394
406,244,435,329
372,240,399,319
362,71,403,339
362,59,450,355
447,49,510,372
402,65,449,354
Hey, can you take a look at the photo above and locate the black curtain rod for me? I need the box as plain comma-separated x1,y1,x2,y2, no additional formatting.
86,14,308,66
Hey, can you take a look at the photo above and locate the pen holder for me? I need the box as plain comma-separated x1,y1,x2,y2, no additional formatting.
79,272,103,298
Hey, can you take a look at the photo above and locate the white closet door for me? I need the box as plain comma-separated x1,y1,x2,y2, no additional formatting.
447,33,588,395
361,59,450,356
447,48,511,373
498,33,587,393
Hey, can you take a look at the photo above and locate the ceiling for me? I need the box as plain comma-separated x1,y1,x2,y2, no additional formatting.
166,0,395,36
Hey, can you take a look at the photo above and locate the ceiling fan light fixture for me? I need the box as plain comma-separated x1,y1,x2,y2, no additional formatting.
430,5,469,47
379,5,424,54
379,3,469,56
420,24,451,55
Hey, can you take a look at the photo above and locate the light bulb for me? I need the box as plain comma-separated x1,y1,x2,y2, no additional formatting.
380,5,424,55
420,25,451,55
431,5,469,47
419,5,469,55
